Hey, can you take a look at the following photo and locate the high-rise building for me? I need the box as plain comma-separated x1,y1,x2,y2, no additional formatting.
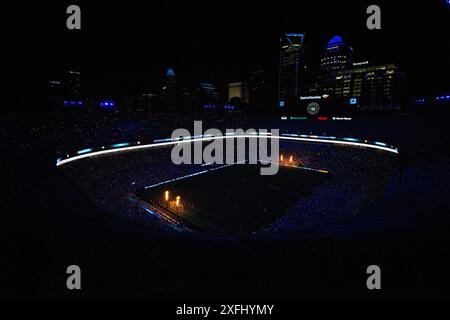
321,63,404,110
279,32,306,104
320,36,353,73
317,36,403,110
162,67,177,98
66,70,81,98
160,67,178,110
228,82,249,104
48,80,63,108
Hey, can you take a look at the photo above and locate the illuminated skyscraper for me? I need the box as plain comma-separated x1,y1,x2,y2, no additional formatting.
320,36,353,72
321,63,404,110
279,32,306,104
162,67,177,98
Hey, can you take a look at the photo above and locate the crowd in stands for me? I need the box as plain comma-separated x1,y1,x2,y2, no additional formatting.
1,110,448,235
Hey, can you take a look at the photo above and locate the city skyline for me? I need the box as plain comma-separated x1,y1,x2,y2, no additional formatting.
3,1,449,113
1,0,450,303
42,25,447,101
47,32,409,96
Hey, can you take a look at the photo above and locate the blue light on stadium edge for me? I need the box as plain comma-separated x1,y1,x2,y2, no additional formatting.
415,98,426,104
111,143,130,148
279,101,285,107
349,98,357,105
435,95,450,101
64,100,83,106
77,148,93,155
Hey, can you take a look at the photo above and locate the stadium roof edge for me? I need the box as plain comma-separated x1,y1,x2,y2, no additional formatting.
56,134,398,167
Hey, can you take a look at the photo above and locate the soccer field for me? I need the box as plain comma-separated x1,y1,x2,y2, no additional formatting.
138,164,330,234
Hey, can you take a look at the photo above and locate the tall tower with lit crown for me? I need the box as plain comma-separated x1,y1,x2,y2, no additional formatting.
320,36,353,72
162,67,177,98
279,32,306,105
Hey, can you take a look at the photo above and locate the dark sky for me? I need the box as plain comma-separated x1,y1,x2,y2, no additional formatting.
3,1,450,107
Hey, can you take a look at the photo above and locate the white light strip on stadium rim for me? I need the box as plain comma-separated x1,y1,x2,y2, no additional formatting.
56,133,398,167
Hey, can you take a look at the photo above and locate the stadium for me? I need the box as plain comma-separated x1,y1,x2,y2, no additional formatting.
1,110,450,299
46,113,401,236
2,0,450,304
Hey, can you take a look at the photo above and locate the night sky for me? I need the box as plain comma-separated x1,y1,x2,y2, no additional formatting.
3,1,449,110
